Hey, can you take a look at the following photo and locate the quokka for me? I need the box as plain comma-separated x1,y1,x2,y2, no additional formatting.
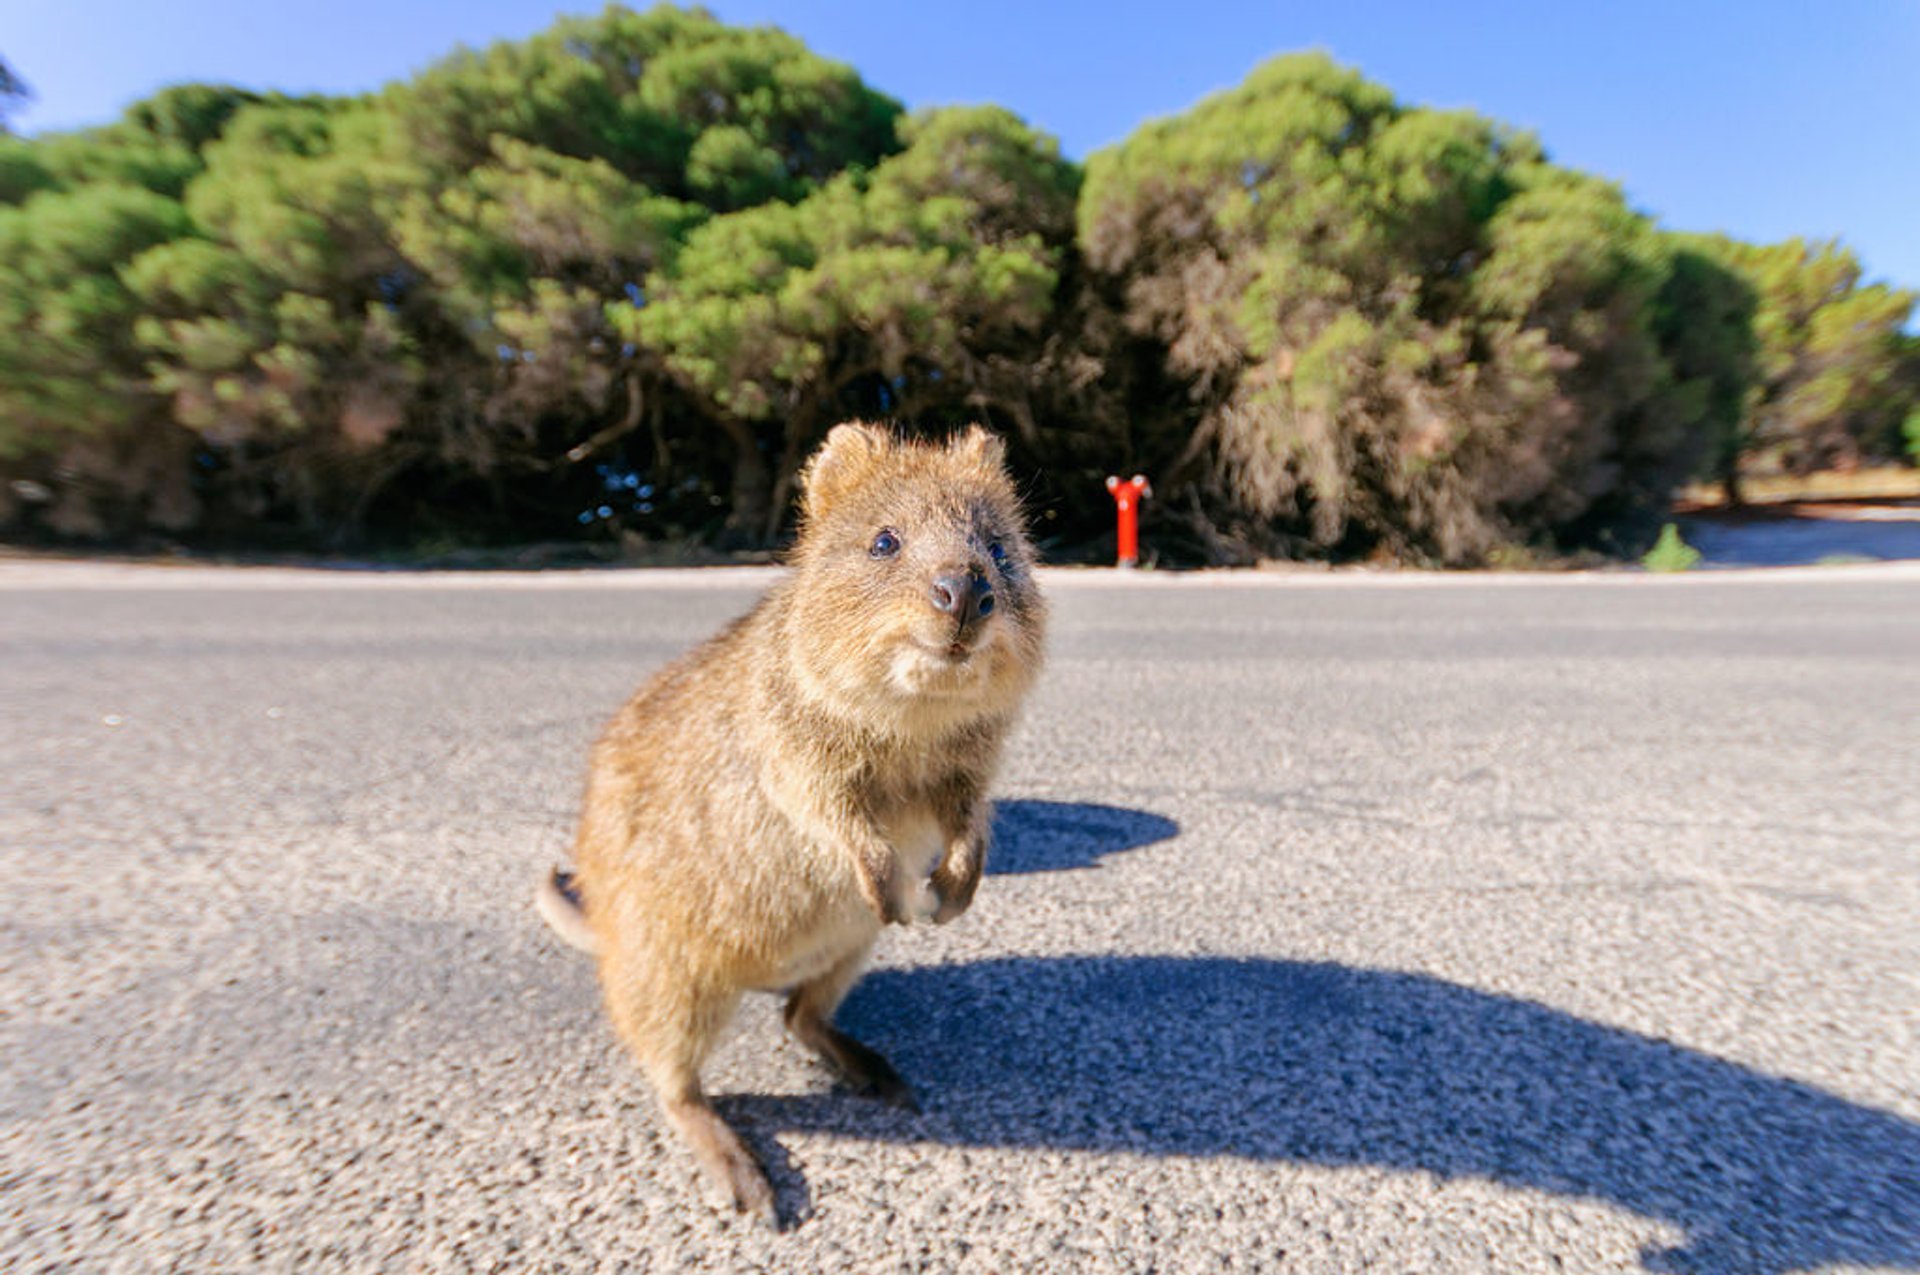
536,423,1046,1226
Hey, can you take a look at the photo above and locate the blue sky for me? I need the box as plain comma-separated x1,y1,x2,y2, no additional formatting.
8,1,1917,291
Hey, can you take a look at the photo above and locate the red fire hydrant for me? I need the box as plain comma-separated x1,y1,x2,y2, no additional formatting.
1105,474,1151,568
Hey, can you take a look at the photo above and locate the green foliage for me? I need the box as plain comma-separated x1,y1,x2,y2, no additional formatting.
1655,239,1760,497
0,11,1911,558
389,4,900,203
636,104,1078,535
123,84,271,151
0,183,193,453
8,82,284,205
30,129,201,199
1686,235,1915,476
0,136,58,204
0,181,202,534
1078,53,1746,563
1641,523,1701,573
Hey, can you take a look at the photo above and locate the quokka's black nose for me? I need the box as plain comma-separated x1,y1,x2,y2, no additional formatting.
930,572,994,625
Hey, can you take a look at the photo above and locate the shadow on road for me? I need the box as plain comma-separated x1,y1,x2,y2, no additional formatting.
1682,509,1920,567
737,956,1920,1274
987,799,1179,875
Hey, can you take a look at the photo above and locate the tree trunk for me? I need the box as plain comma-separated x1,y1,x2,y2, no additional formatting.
717,416,770,546
761,415,814,544
1719,451,1745,508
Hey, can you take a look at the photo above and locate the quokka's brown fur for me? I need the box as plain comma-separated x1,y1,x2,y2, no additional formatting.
536,423,1046,1228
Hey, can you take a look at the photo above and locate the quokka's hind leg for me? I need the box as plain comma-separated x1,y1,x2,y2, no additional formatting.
654,1067,778,1230
783,946,917,1111
606,964,777,1229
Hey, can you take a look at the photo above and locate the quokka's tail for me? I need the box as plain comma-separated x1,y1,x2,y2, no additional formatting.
534,867,600,955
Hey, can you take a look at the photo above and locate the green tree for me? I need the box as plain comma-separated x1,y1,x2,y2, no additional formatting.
1079,53,1738,563
133,98,443,536
383,135,705,525
7,10,1900,561
107,8,915,545
1655,238,1760,502
389,4,900,206
637,105,1079,539
1690,235,1915,479
0,82,294,535
0,183,198,533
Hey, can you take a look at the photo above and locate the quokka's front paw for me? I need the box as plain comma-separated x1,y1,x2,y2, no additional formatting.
928,872,976,925
865,892,908,926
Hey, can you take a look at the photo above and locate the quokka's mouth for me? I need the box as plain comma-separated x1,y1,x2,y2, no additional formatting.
911,636,979,664
889,631,1000,698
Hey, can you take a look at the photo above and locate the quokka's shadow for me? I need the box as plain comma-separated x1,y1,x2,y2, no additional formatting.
987,800,1179,875
734,956,1920,1274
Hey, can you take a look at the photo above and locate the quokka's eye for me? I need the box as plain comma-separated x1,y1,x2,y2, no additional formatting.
988,541,1009,569
870,528,902,558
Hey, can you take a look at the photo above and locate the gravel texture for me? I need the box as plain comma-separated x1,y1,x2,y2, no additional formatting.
3,563,1917,1273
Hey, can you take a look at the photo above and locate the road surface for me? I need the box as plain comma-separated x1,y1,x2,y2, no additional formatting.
3,563,1917,1272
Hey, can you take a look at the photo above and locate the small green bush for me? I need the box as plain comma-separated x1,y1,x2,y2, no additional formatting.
1641,523,1702,572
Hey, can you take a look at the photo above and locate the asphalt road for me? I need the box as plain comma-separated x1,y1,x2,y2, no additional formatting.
3,563,1917,1273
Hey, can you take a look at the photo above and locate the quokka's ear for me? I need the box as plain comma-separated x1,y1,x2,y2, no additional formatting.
802,423,893,516
950,424,1007,471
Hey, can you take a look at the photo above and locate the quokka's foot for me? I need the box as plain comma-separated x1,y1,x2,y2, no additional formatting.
784,975,920,1112
713,1143,779,1231
812,1024,920,1112
664,1094,781,1230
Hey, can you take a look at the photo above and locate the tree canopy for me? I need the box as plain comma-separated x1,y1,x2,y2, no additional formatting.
1682,235,1915,481
1,7,1912,560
